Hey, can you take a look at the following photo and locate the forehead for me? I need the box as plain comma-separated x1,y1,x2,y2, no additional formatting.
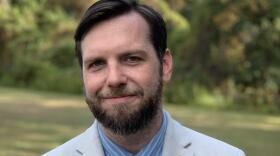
81,11,155,57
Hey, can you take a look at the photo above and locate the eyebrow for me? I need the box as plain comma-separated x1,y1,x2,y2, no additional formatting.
83,49,148,65
120,50,148,57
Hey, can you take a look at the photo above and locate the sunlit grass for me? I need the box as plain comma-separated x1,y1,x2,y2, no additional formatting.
0,87,279,156
166,105,280,156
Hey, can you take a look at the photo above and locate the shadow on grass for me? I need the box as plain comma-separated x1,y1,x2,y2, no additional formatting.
0,87,279,156
0,100,92,156
166,105,280,156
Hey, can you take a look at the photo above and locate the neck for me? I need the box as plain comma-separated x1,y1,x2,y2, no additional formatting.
101,109,163,153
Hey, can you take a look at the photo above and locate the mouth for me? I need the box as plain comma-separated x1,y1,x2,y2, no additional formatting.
102,95,138,104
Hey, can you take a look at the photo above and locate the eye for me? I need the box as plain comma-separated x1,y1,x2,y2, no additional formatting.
88,59,106,71
124,55,143,65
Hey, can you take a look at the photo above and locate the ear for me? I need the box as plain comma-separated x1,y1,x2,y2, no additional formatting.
162,49,173,82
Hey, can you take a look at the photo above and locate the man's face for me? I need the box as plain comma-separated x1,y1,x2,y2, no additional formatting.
81,12,172,135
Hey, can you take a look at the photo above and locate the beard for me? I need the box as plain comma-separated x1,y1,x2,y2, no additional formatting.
85,78,163,135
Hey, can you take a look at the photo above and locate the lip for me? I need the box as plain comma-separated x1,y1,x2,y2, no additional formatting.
102,95,137,104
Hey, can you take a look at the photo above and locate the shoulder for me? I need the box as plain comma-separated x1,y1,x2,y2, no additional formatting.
42,122,102,156
42,132,85,156
181,125,245,156
164,112,246,156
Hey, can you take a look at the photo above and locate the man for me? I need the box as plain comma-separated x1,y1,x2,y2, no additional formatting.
43,0,245,156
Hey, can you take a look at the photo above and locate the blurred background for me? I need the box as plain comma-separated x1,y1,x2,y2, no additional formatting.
0,0,279,155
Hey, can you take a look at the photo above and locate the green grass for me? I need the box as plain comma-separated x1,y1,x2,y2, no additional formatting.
0,87,279,156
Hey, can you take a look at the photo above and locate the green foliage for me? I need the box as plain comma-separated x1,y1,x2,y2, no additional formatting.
0,0,280,112
164,0,280,112
0,0,81,93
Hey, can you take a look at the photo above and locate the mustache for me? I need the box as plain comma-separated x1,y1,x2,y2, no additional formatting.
97,87,144,98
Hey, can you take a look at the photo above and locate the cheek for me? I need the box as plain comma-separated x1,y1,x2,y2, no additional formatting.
83,73,104,96
130,65,161,93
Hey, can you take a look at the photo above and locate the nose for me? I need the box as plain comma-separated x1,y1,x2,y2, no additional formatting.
106,64,127,88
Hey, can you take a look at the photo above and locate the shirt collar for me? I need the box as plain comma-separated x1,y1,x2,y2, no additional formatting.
97,111,168,156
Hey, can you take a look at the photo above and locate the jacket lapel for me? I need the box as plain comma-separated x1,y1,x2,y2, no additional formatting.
75,121,105,156
162,112,195,156
74,113,196,156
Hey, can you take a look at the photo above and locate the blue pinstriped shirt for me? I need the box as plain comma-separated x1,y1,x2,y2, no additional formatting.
97,112,168,156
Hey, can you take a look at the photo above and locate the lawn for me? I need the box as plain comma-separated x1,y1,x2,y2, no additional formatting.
0,87,279,156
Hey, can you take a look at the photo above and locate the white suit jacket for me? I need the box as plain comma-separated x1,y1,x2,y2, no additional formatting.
43,112,245,156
